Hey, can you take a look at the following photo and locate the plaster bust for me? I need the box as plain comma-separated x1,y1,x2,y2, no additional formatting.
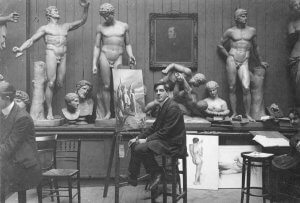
62,92,80,122
14,90,30,110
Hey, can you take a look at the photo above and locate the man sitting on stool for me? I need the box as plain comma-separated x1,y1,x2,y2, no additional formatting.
122,81,186,190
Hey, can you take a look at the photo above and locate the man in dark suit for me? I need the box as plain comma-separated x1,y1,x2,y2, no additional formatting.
0,81,42,203
123,81,186,190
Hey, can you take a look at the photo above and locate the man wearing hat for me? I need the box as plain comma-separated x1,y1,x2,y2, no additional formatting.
0,81,41,203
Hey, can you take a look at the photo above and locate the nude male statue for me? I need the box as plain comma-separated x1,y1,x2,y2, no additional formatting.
0,12,20,50
12,0,90,120
92,3,136,120
189,138,203,185
217,8,268,121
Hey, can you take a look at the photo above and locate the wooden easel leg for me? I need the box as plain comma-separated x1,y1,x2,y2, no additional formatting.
103,134,117,197
115,132,121,203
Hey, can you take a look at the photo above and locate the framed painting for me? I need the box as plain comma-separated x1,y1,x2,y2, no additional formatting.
112,69,146,131
149,13,198,70
218,145,262,188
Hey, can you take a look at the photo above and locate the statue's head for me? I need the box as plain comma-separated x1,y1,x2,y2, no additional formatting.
14,90,30,109
45,6,60,21
190,73,206,87
65,92,79,110
0,81,15,110
99,3,115,23
290,0,300,13
206,81,219,98
192,137,199,143
168,27,177,39
76,80,93,100
234,8,247,24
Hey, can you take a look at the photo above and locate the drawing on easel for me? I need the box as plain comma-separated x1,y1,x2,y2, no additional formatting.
184,134,219,190
112,69,146,131
218,145,262,188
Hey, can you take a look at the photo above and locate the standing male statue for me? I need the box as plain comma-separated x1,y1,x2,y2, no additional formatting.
217,8,268,121
92,3,136,120
12,0,90,120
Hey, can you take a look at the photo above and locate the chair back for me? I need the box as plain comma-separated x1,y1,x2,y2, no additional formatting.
35,134,58,172
56,139,81,171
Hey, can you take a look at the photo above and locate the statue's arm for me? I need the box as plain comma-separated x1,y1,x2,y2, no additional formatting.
12,26,45,55
92,27,101,74
218,101,230,116
124,24,136,66
67,0,89,31
162,63,192,76
0,12,19,24
288,22,298,51
251,30,266,67
217,29,230,58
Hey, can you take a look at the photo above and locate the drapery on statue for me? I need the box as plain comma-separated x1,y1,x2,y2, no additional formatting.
62,92,80,124
217,8,268,121
92,3,136,120
14,90,30,110
12,0,89,120
30,61,47,120
203,81,230,118
0,12,19,50
288,0,300,113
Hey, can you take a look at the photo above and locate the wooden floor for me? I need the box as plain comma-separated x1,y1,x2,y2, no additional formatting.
5,181,289,203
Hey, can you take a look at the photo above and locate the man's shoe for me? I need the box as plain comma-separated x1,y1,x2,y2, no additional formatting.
120,174,138,186
149,173,162,190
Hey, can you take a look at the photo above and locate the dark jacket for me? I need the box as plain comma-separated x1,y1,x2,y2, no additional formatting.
0,104,42,192
138,98,186,156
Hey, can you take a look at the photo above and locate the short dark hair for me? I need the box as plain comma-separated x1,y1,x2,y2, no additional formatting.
0,81,16,101
153,81,170,92
192,137,199,143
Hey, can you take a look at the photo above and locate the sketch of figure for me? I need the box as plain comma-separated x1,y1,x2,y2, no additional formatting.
219,155,243,175
189,138,203,185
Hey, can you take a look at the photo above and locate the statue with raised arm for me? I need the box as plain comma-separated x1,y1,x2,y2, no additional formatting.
217,8,268,121
12,0,89,120
203,81,230,118
92,3,136,120
0,12,19,50
288,0,300,113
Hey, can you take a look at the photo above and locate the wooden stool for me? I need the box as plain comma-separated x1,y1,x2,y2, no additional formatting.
240,151,274,203
151,155,187,203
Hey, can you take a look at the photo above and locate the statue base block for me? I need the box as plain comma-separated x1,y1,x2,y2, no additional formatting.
34,118,64,127
146,116,211,128
95,118,116,128
231,120,264,128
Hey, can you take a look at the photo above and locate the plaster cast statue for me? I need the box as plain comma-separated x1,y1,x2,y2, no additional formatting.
0,12,19,50
159,63,207,117
92,3,136,120
14,90,30,110
30,61,47,120
189,137,203,185
76,80,94,124
12,0,89,120
62,92,80,123
288,0,300,112
250,65,267,120
203,81,230,117
217,8,268,121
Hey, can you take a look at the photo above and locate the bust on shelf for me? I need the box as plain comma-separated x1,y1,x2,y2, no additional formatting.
203,81,230,119
75,80,94,124
62,92,80,124
14,90,30,110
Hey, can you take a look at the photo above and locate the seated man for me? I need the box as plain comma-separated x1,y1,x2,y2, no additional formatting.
122,81,186,190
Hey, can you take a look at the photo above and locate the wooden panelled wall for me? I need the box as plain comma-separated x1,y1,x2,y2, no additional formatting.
0,0,293,116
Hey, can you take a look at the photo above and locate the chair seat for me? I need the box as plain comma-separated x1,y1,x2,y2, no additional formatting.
43,169,79,177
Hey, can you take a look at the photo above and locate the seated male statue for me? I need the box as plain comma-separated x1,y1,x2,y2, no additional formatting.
121,81,186,192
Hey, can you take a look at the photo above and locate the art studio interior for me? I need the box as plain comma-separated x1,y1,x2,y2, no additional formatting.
1,0,300,202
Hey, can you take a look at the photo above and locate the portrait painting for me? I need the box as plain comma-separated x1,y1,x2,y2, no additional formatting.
180,134,219,190
149,13,198,70
218,145,262,188
112,69,146,131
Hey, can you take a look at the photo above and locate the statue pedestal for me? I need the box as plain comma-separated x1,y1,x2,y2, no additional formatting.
95,118,116,128
146,116,211,128
34,118,64,127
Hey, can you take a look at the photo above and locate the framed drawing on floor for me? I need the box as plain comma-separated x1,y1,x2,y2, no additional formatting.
149,13,198,70
182,134,219,190
112,69,146,131
218,145,262,188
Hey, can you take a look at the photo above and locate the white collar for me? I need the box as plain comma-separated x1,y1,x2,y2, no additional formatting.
2,101,14,116
159,97,169,108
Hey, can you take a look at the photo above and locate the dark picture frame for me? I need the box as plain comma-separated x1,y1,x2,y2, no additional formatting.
149,13,198,70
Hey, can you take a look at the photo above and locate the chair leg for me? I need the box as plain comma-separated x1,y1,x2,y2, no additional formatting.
68,178,73,203
18,190,26,203
49,179,54,202
162,156,167,203
246,160,251,203
241,157,246,203
77,174,81,203
182,157,187,203
37,185,43,203
53,179,60,203
171,158,177,203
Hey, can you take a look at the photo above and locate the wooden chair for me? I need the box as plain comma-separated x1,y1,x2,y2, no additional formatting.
36,135,81,203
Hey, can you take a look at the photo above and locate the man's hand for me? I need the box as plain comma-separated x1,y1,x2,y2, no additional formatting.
137,139,147,144
128,138,137,148
8,12,20,23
